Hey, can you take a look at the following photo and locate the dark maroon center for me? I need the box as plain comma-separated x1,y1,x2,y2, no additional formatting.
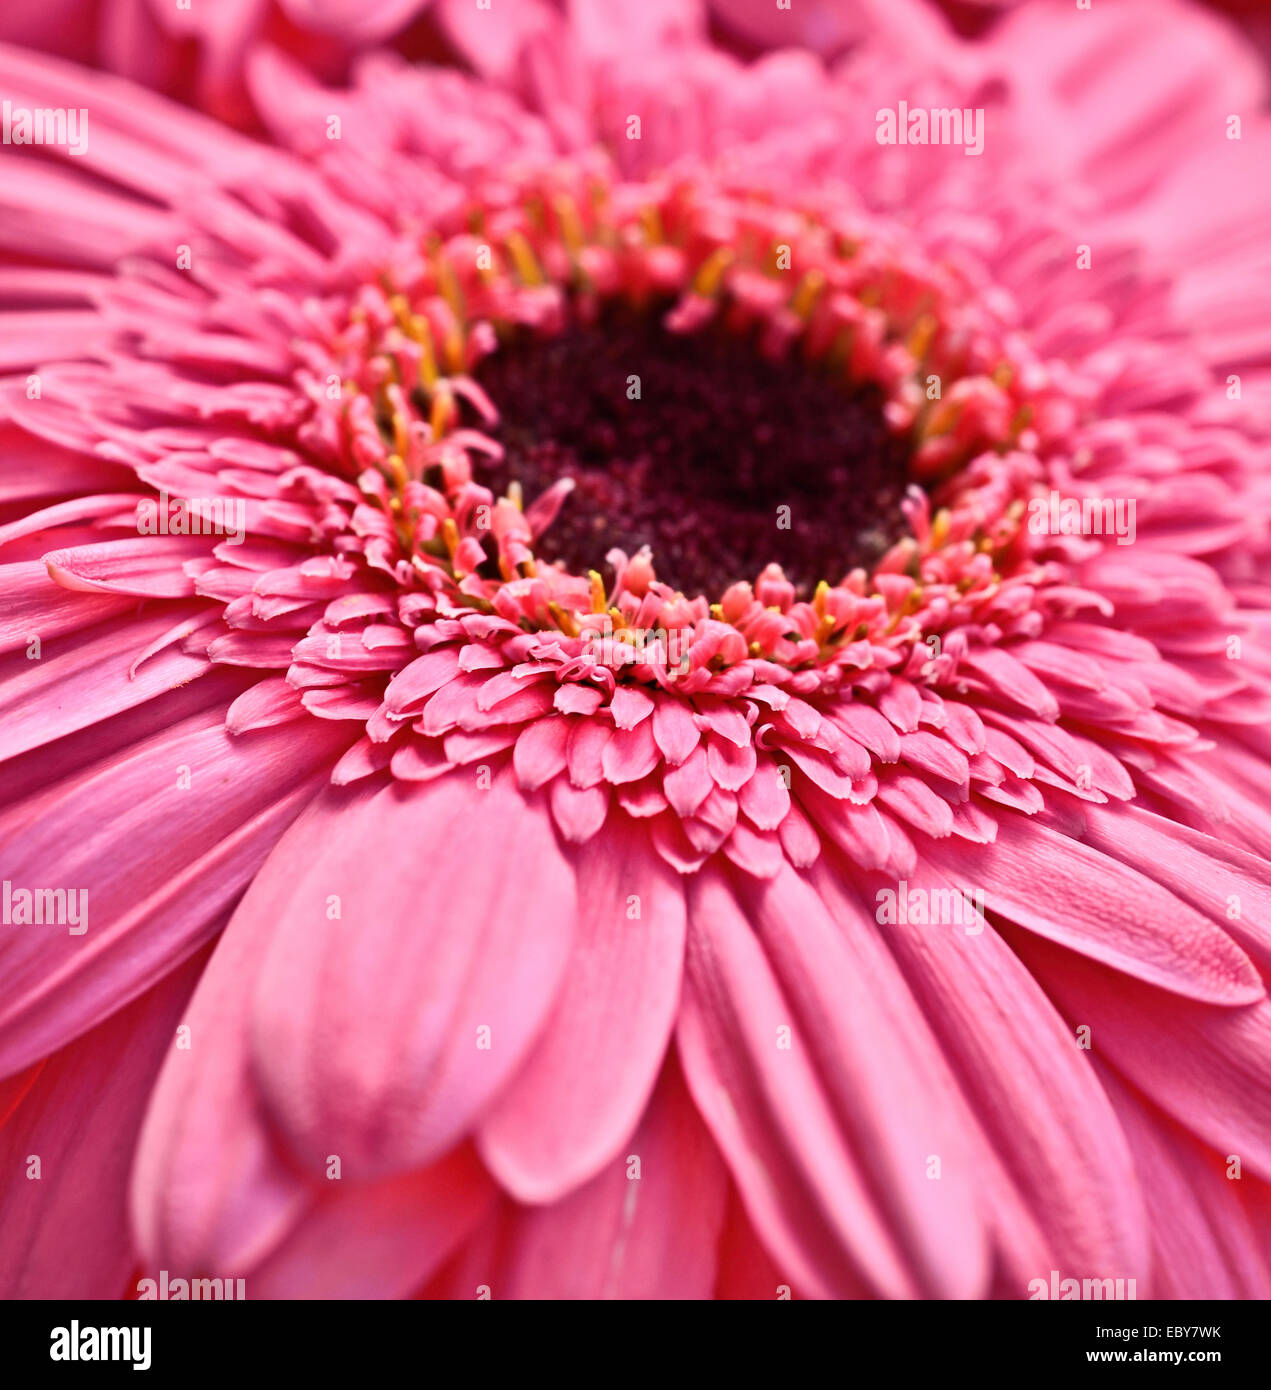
473,307,912,598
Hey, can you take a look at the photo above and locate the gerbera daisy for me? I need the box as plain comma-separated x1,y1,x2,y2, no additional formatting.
2,0,1270,1300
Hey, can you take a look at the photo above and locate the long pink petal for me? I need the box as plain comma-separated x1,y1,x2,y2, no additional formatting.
493,1055,728,1299
0,951,205,1298
247,773,578,1176
480,815,685,1202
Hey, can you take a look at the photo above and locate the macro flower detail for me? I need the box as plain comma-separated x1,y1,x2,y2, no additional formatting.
2,0,1271,1301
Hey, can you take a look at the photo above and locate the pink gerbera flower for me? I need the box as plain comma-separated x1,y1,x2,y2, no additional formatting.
2,0,1271,1300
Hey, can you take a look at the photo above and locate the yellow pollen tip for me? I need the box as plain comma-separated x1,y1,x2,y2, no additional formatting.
440,517,460,557
443,324,465,375
402,314,438,388
552,195,585,255
436,256,464,317
388,294,413,331
505,230,545,287
391,407,411,457
640,205,664,245
588,570,607,613
907,313,939,360
548,602,579,637
385,452,409,491
791,269,825,319
430,388,455,437
694,247,735,298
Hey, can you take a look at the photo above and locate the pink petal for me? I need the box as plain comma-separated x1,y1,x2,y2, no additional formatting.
247,775,579,1176
0,952,204,1298
0,710,350,1074
492,1055,728,1299
480,817,685,1202
817,858,1151,1287
245,1147,496,1299
924,814,1264,1005
677,864,917,1297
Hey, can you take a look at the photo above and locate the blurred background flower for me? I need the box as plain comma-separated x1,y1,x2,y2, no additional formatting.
2,0,1269,127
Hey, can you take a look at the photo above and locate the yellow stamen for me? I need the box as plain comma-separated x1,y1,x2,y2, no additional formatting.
430,387,455,438
907,313,938,361
548,602,579,637
385,452,409,491
791,269,825,320
552,195,586,256
505,230,545,287
436,255,464,317
391,401,411,456
403,314,439,389
388,294,413,332
693,247,735,297
640,205,664,245
443,322,465,374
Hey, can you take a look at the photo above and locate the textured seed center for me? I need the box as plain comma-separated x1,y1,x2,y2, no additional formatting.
474,307,913,598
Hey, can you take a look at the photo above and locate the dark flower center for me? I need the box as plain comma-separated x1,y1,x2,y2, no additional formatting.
474,306,913,598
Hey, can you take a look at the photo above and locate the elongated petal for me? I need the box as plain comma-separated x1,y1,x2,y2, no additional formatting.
480,816,685,1202
247,774,578,1176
